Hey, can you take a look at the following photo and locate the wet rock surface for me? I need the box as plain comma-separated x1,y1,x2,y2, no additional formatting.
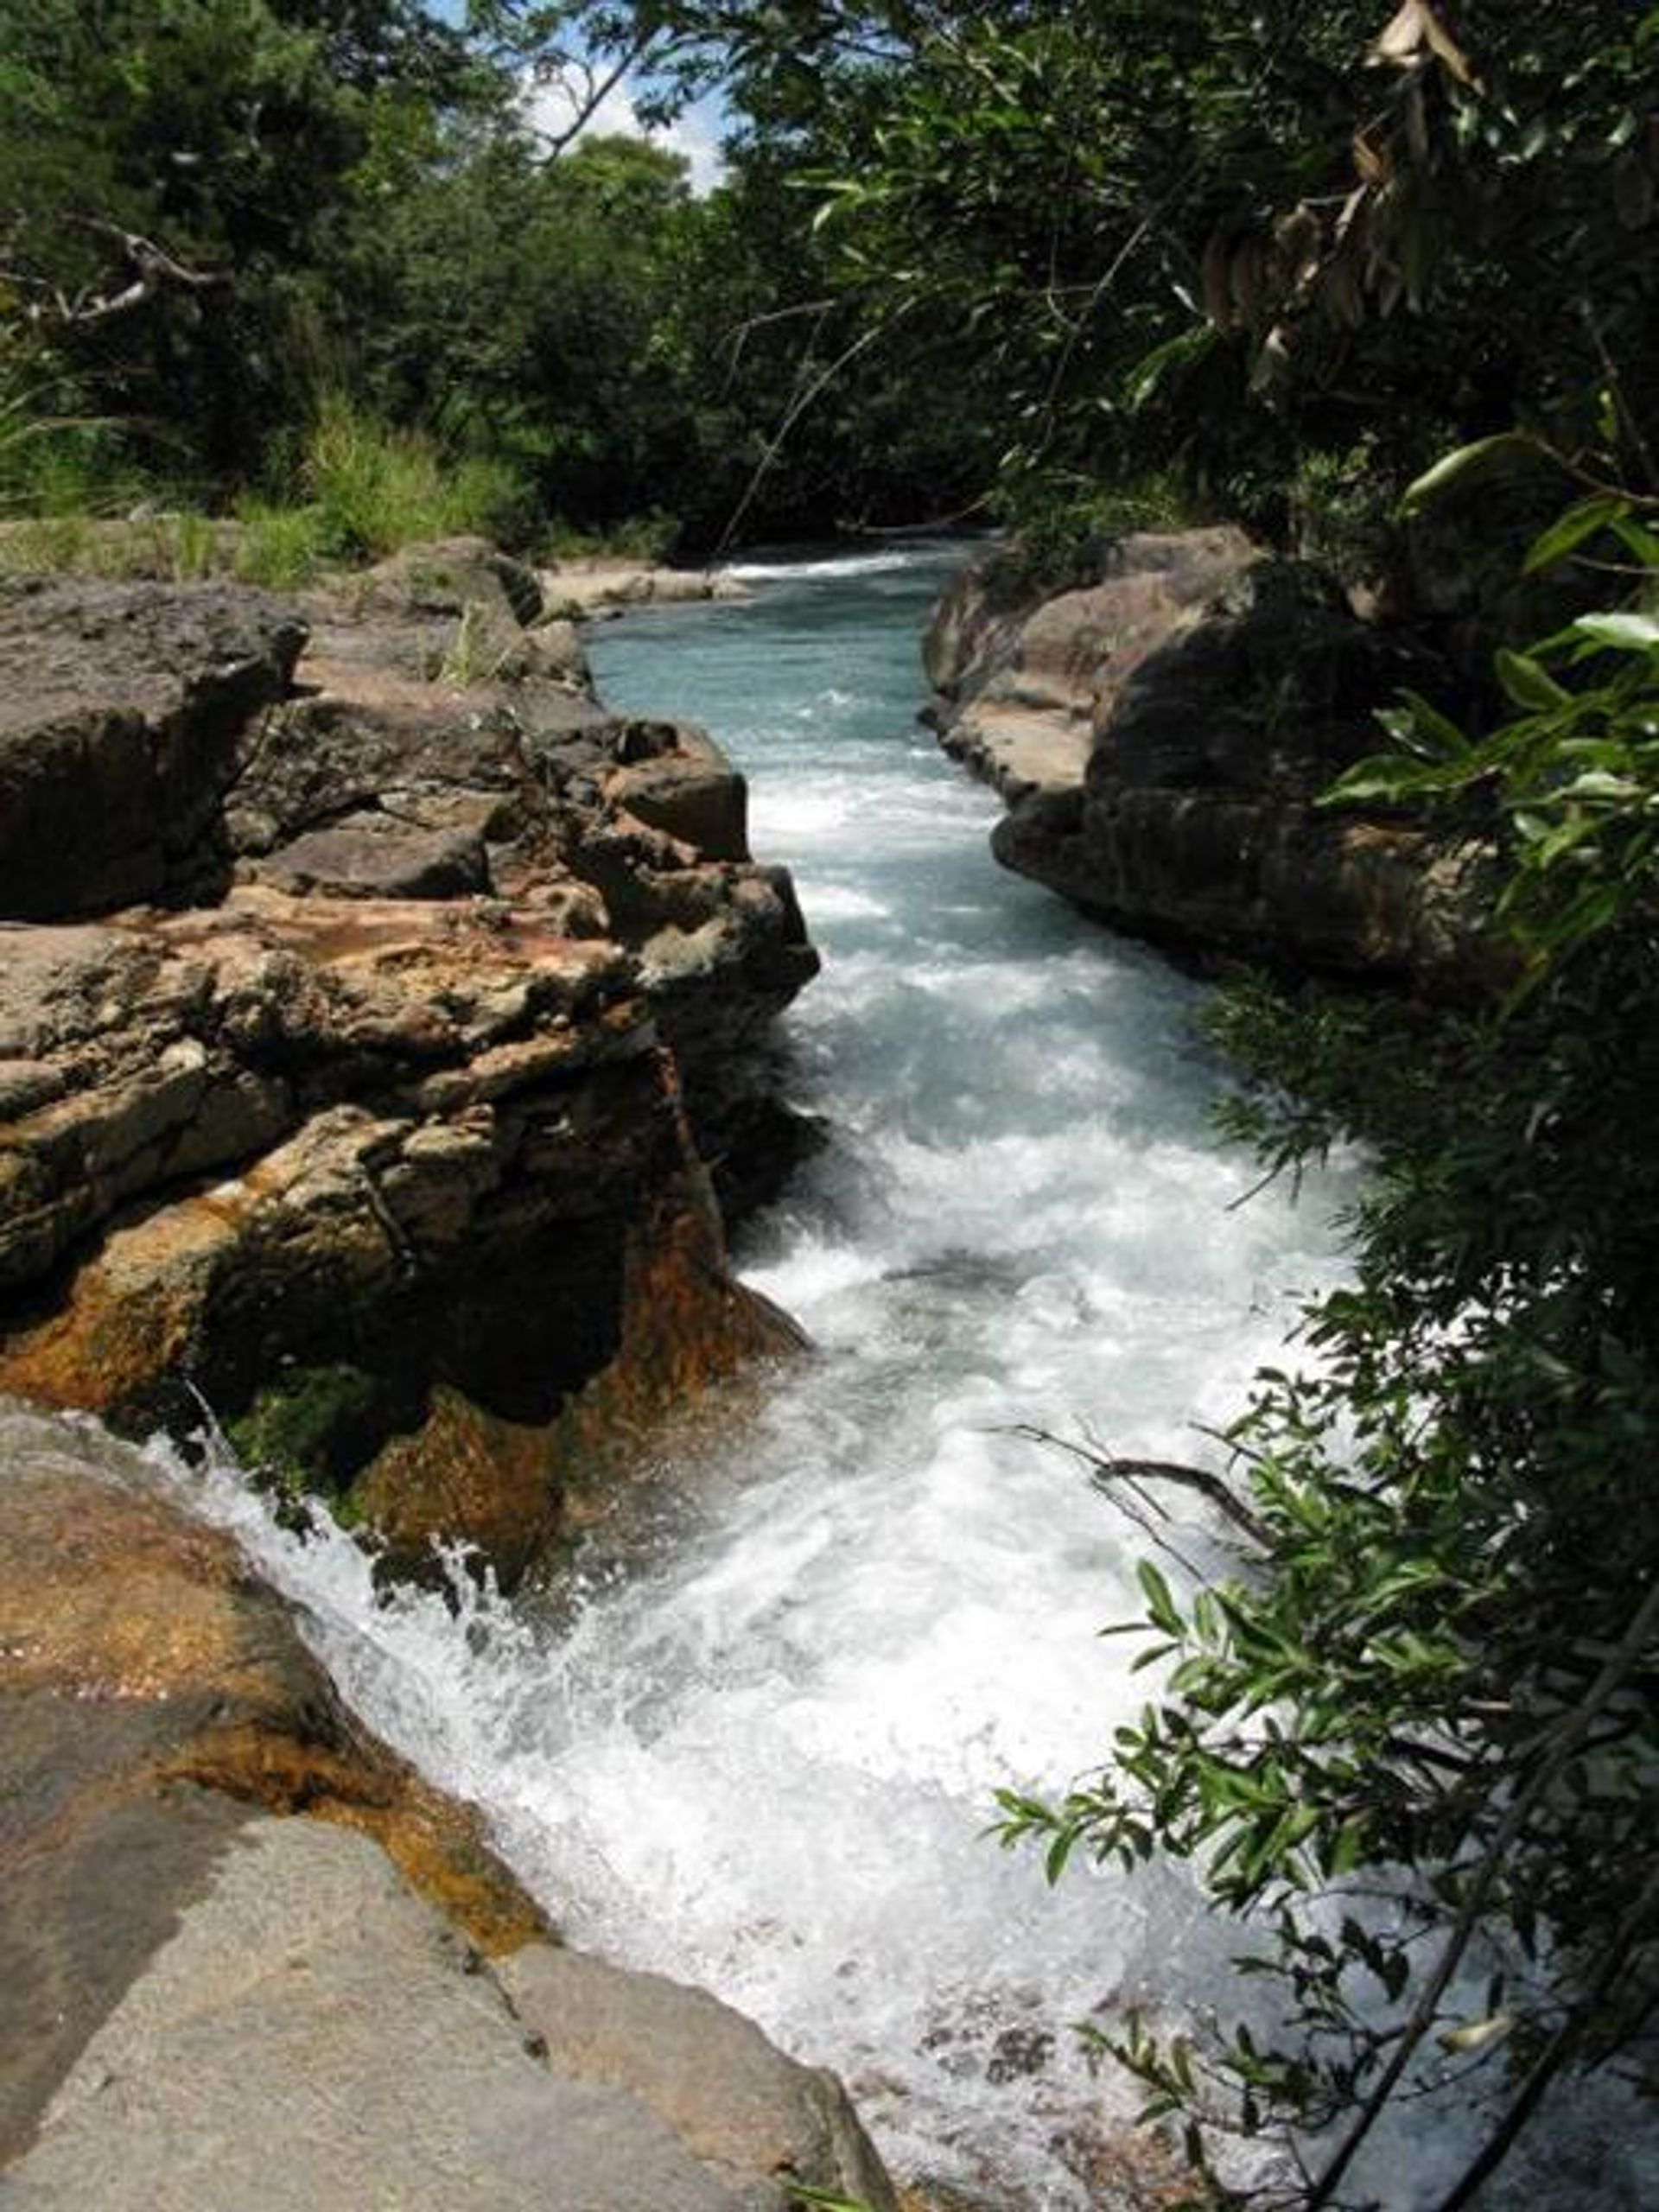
928,534,1504,994
0,1402,896,2211
0,1400,544,2168
0,543,817,1584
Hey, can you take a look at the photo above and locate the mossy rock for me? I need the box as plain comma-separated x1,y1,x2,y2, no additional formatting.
226,1363,391,1498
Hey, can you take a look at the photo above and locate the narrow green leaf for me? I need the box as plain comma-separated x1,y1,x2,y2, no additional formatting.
1399,433,1543,515
1571,611,1659,652
1138,1558,1183,1636
1522,495,1629,575
1495,647,1571,711
1393,687,1474,762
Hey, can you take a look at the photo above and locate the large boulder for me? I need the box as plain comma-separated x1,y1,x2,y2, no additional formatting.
0,1403,897,2212
0,1399,544,2168
923,528,1257,800
0,560,817,1585
931,534,1506,994
0,580,304,919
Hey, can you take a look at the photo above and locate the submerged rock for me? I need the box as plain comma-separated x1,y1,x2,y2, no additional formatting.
0,547,817,1586
928,532,1505,995
0,1402,897,2211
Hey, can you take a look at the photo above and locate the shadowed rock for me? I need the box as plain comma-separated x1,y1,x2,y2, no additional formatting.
0,579,305,919
928,535,1507,995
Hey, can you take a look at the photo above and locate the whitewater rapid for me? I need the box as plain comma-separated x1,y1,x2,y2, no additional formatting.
171,547,1356,2204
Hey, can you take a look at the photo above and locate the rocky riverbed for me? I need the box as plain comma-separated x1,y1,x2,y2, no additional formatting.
0,537,817,1582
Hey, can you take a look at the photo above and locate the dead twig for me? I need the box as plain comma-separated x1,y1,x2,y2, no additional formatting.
1007,1422,1272,1550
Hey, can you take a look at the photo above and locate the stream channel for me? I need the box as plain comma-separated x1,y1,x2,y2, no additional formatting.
179,545,1379,2205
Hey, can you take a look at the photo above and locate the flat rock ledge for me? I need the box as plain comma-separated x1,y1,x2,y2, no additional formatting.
0,539,818,1585
0,1401,898,2212
538,558,750,620
925,531,1508,996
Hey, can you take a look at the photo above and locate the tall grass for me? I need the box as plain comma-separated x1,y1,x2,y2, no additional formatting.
297,395,531,560
0,382,695,588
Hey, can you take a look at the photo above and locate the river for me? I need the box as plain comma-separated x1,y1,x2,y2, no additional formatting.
168,545,1552,2206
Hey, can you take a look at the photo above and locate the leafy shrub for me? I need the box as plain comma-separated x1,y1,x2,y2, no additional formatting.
1001,484,1659,2205
990,462,1197,594
539,510,683,564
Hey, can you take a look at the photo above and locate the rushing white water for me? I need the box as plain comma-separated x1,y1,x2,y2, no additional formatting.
151,545,1650,2209
158,545,1354,2204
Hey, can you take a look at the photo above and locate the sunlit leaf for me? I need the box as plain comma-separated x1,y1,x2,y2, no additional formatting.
1522,495,1630,575
1399,433,1543,514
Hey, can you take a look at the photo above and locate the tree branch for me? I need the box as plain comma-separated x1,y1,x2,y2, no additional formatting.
1009,1423,1272,1549
9,220,227,326
1306,1573,1659,2208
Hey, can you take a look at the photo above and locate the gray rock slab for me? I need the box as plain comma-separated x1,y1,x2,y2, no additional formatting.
503,1945,897,2211
251,812,490,899
0,1821,792,2212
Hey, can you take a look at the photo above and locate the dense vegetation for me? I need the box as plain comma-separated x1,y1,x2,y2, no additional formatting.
6,3,1658,2205
0,0,1005,552
1002,489,1659,2207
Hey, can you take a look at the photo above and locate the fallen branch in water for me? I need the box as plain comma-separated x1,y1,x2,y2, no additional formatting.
1007,1422,1271,1551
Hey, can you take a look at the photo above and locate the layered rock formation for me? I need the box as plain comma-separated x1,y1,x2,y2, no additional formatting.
0,540,817,1584
926,532,1503,995
0,1399,898,2211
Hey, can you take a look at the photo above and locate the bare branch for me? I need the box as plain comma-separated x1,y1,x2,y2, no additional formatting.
1009,1422,1272,1549
522,35,657,158
712,306,908,560
6,221,227,327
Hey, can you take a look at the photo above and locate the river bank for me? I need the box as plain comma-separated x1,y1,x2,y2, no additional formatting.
0,540,903,2205
7,539,1647,2210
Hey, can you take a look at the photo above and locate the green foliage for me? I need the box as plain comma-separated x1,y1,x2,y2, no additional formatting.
520,2,1659,561
231,493,331,587
226,1361,385,1498
293,393,533,559
538,512,681,563
998,499,1659,2202
1327,489,1659,980
988,461,1196,593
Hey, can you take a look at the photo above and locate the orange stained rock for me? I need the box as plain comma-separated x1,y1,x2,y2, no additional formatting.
0,1195,242,1412
553,1185,806,1497
4,1438,547,1957
351,1387,562,1592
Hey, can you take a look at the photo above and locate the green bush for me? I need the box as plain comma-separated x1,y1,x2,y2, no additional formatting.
1000,486,1659,2204
538,510,683,564
227,498,327,588
990,462,1197,594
